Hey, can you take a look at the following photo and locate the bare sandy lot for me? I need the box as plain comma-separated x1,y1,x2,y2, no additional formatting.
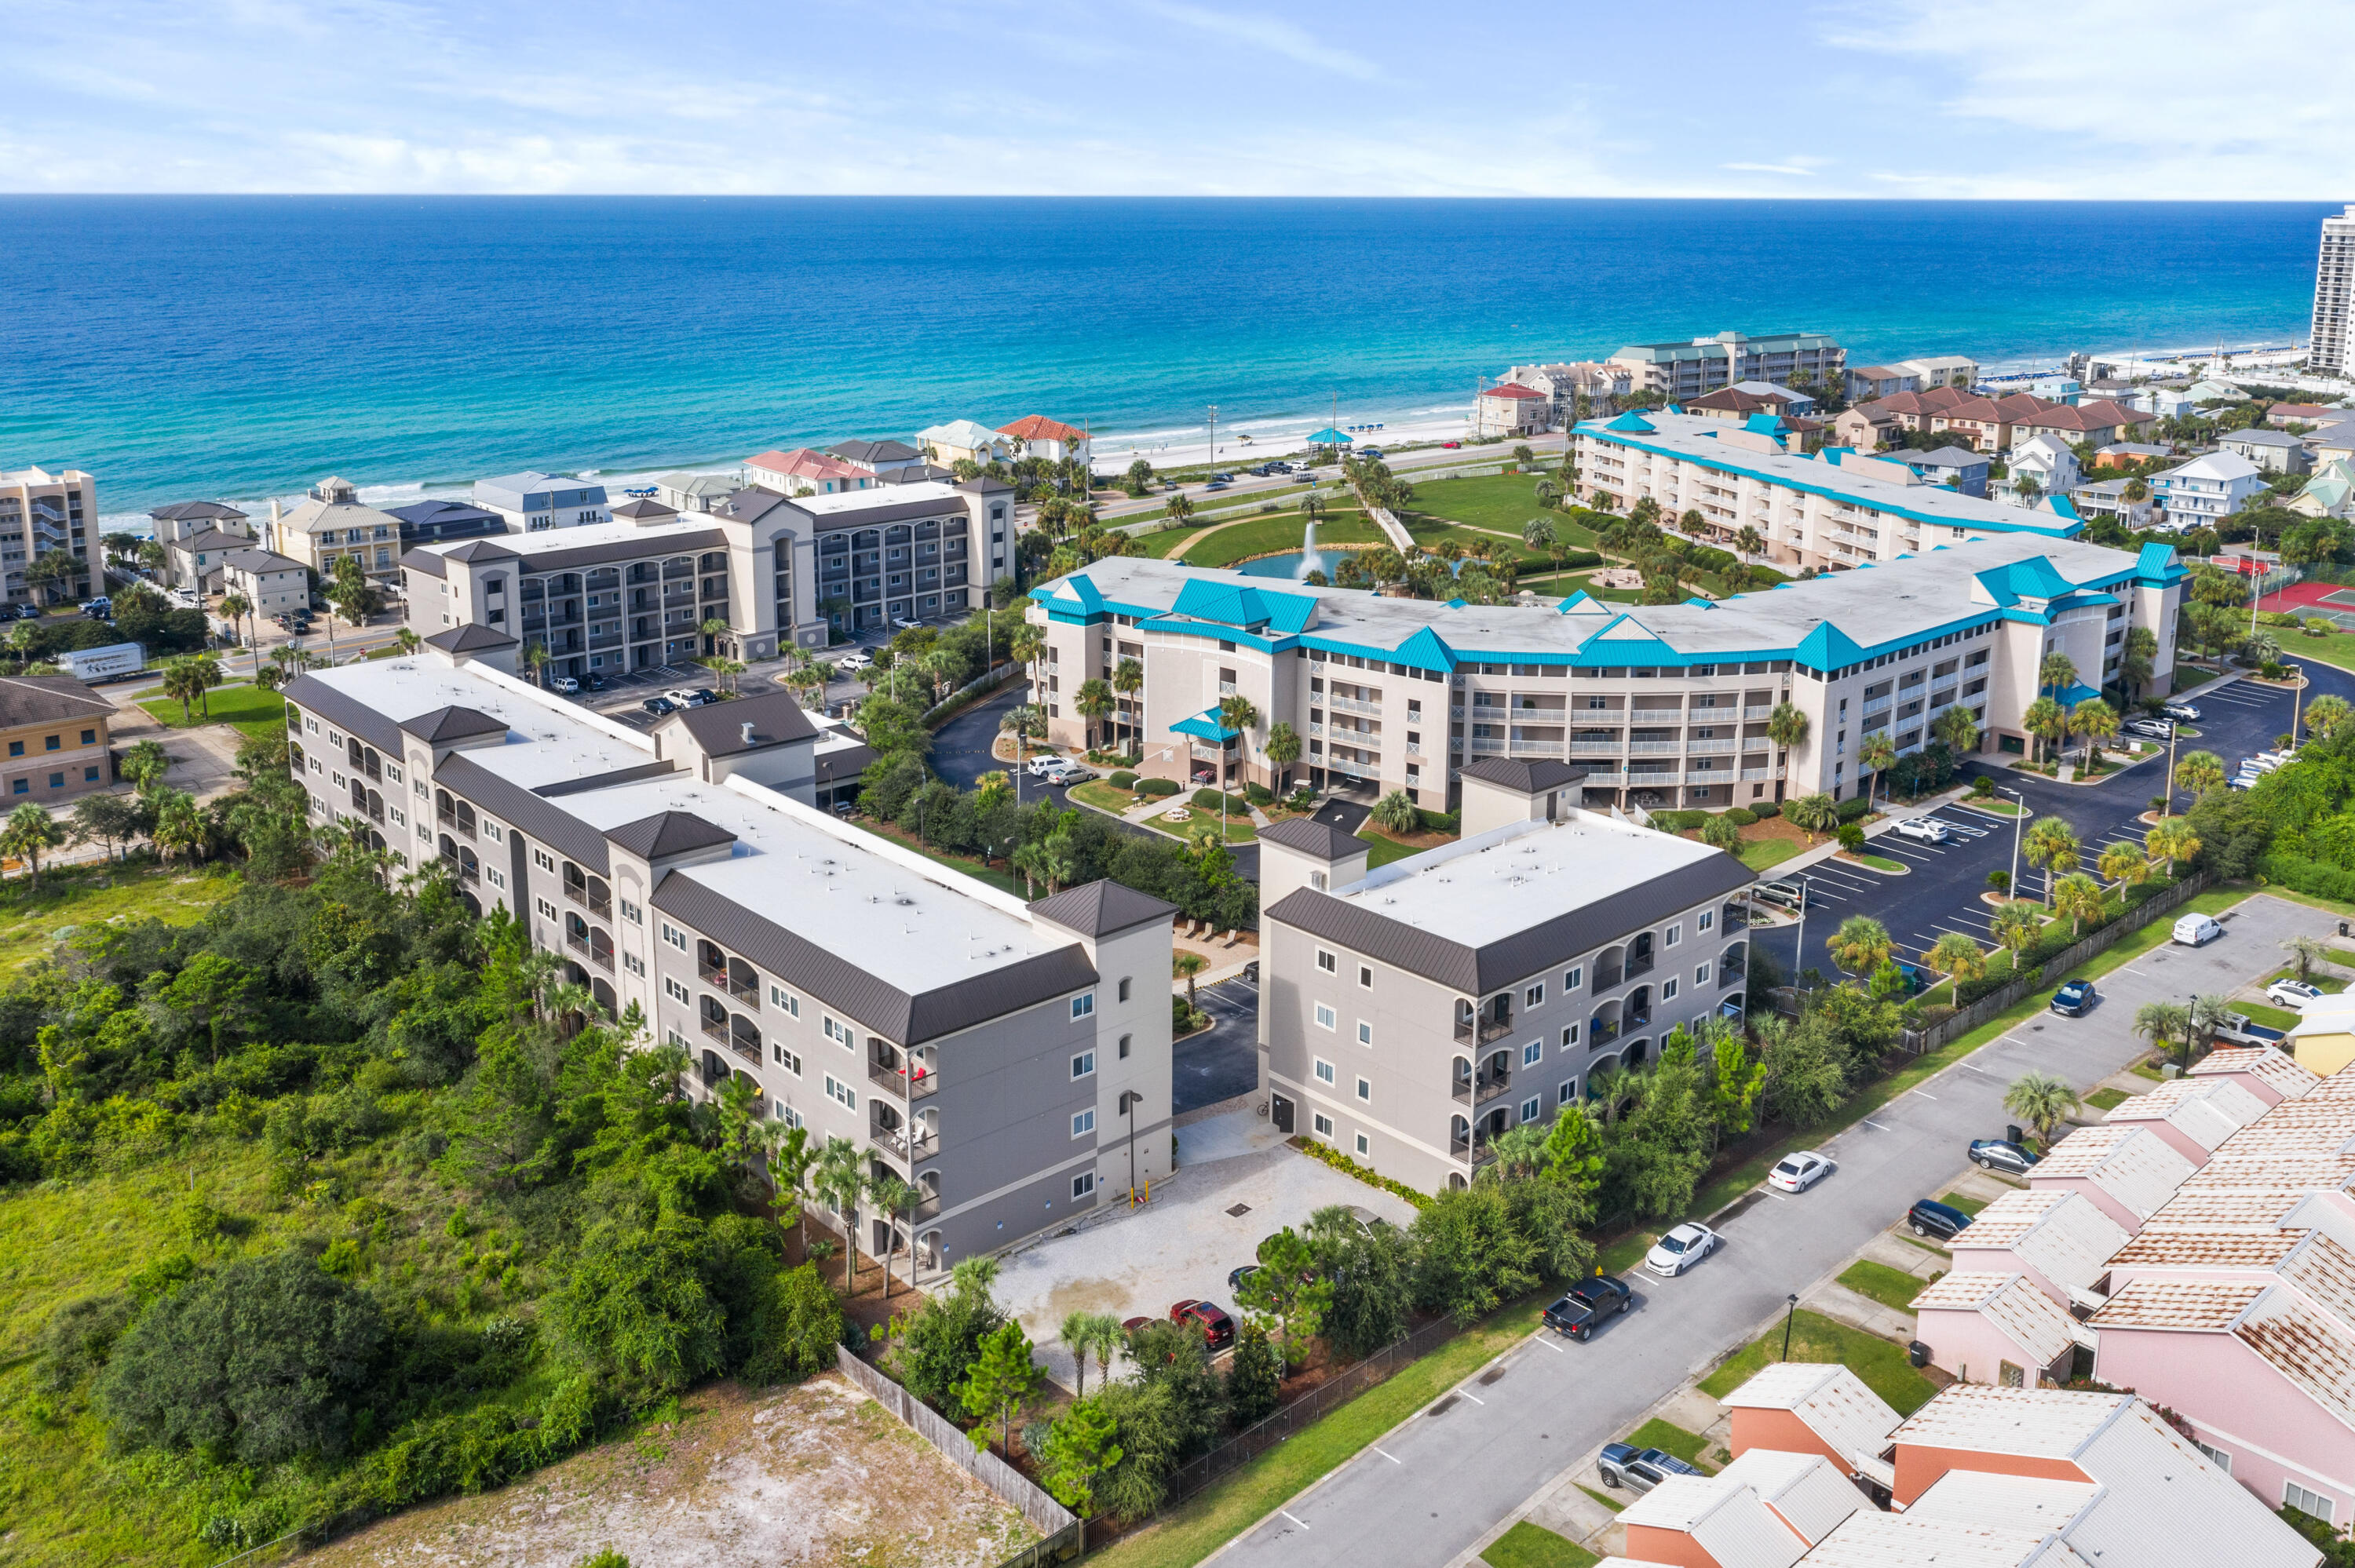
302,1373,1035,1568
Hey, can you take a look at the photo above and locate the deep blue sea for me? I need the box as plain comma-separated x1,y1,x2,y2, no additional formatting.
0,197,2331,516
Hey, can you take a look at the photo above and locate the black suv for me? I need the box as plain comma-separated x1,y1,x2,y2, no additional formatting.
1597,1443,1702,1493
1543,1274,1631,1341
1908,1198,1973,1241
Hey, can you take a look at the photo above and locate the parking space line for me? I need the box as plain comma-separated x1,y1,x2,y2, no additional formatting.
1372,1446,1404,1463
1863,1118,1893,1131
1281,1510,1313,1530
1459,1391,1485,1405
1530,1334,1563,1353
1910,1088,1937,1100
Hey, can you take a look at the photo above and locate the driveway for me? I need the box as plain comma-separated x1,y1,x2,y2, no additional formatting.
1176,975,1261,1115
1211,892,2335,1568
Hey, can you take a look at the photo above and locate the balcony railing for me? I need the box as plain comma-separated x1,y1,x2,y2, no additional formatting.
1449,1137,1499,1168
871,1124,940,1162
700,966,759,1006
1722,966,1743,989
699,1013,728,1044
1572,741,1623,757
870,1058,940,1100
1590,1019,1620,1045
1452,1070,1512,1107
1454,1013,1515,1046
1686,738,1737,754
1743,705,1775,720
1624,954,1655,980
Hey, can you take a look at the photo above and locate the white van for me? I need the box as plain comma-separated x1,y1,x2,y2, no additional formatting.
2173,913,2224,947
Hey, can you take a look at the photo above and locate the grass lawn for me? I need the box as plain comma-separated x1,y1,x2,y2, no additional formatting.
1481,1520,1597,1568
1090,1299,1548,1568
1696,1309,1937,1416
2331,946,2355,969
1626,1418,1714,1469
1939,1191,1988,1216
1069,780,1141,814
2131,1060,2169,1081
1739,837,1802,873
2084,1087,2130,1112
0,862,239,983
1839,1260,1937,1312
138,680,288,742
849,820,1032,901
2273,626,2355,674
1959,797,2024,815
2240,1001,2303,1031
1849,853,1906,873
1177,510,1386,567
1574,1485,1623,1515
1358,828,1424,869
1897,1234,1950,1257
2267,968,2348,994
1404,474,1596,542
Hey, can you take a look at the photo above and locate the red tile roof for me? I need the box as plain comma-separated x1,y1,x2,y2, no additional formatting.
999,415,1087,443
1480,382,1545,400
746,448,864,480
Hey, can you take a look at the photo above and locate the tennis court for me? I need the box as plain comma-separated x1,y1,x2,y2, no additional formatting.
2255,578,2355,626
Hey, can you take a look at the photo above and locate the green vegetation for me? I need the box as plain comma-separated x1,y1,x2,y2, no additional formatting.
1404,473,1594,541
0,862,238,983
1848,853,1906,873
138,680,289,742
1696,1309,1937,1416
1938,1191,1988,1216
1739,837,1802,873
1574,1485,1623,1514
1174,511,1385,567
1626,1418,1713,1468
1481,1520,1598,1568
1838,1260,1937,1312
1070,780,1143,815
1357,828,1424,869
2084,1087,2130,1112
2240,1001,2303,1031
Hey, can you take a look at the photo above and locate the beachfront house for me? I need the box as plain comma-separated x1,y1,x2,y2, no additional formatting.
827,439,926,477
2150,451,2266,529
473,472,611,534
658,472,741,514
1503,363,1633,424
917,420,1014,469
2221,427,2313,476
997,416,1090,467
2006,434,2080,503
1894,354,1978,389
269,476,406,585
1471,382,1548,439
745,449,874,496
1846,365,1920,403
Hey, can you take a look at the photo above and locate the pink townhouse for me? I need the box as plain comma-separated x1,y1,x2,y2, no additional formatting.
2189,1044,2323,1109
2026,1124,2194,1233
2102,1076,2269,1168
1948,1189,2127,1312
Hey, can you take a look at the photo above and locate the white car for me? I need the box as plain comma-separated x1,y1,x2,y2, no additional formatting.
2269,979,2326,1009
546,676,580,695
1767,1150,1832,1192
1025,754,1064,777
2163,702,2201,722
1047,763,1094,784
1891,818,1952,844
1645,1222,1722,1278
835,650,873,671
663,687,710,708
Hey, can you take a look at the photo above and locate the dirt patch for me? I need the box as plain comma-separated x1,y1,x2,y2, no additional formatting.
301,1373,1035,1568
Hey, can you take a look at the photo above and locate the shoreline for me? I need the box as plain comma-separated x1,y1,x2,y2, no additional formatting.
92,330,2314,536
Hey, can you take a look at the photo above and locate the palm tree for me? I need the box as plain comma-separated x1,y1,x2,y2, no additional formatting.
2003,1071,2081,1147
2021,696,2068,766
2284,934,2331,982
1765,702,1809,753
1990,899,2043,962
2052,872,2106,936
0,802,64,887
1172,950,1208,1008
866,1171,915,1297
813,1137,867,1296
151,788,207,864
2038,651,2079,702
217,591,251,665
1074,677,1115,751
2173,749,2225,799
1264,721,1302,795
524,640,550,688
2306,694,2353,741
188,651,225,717
1216,694,1260,829
2133,1000,2191,1070
1785,792,1838,844
392,626,421,655
1735,525,1765,562
1859,731,1897,808
2189,994,2234,1059
1932,702,1981,755
1162,491,1196,530
2024,816,2079,906
1112,657,1144,749
119,738,169,796
159,657,202,722
1926,932,1988,997
2098,841,2150,892
2068,698,2119,769
2145,818,2200,877
1829,915,1893,975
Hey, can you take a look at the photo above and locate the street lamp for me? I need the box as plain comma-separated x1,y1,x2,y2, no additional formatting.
1780,1293,1800,1361
2001,786,2026,903
1791,873,1814,994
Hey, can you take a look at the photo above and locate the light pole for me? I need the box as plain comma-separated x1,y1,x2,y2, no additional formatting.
1122,1088,1141,1203
2163,722,2180,818
1780,1293,1800,1361
2002,786,2026,903
2291,662,2306,751
1791,873,1813,994
1207,404,1218,472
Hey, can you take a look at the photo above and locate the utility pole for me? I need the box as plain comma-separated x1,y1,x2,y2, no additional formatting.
1207,404,1218,472
2003,786,2026,902
1792,873,1812,993
2164,723,2179,817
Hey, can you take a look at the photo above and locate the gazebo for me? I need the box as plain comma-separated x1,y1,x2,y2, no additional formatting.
1306,427,1353,447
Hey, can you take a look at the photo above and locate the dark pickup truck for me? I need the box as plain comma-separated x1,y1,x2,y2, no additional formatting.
1543,1274,1632,1341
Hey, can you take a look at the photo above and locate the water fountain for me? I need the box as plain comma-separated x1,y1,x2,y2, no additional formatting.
1297,514,1324,582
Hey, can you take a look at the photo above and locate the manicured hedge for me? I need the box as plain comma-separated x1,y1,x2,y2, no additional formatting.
1108,771,1138,789
1137,777,1181,798
1837,796,1874,823
1192,787,1251,813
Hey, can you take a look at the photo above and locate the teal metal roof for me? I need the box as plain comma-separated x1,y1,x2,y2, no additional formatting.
2058,682,2104,707
1603,411,1659,433
1168,578,1318,634
1170,709,1239,742
1974,556,2077,606
1391,625,1456,673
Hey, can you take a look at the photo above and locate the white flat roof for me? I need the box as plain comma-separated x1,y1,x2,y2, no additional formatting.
793,480,965,515
411,516,722,560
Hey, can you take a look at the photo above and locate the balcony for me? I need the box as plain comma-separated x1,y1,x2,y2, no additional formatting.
700,965,759,1006
1454,1010,1515,1047
1686,738,1737,754
1329,695,1382,716
1589,1018,1620,1045
871,1122,940,1162
1628,739,1682,755
870,1057,940,1100
1860,696,1893,717
1449,1137,1499,1169
1624,953,1656,980
1452,1069,1512,1107
1572,740,1624,757
1740,766,1785,782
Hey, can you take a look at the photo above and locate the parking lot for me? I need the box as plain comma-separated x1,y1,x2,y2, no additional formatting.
1758,669,2339,982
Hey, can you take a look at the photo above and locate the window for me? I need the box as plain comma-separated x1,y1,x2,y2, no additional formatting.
1521,1096,1540,1123
825,1074,857,1110
1317,949,1336,973
1563,965,1583,991
623,952,645,975
1072,993,1095,1020
46,772,61,789
1315,1003,1336,1030
1524,982,1544,1008
775,1101,801,1129
484,867,506,890
1356,1019,1372,1046
384,760,401,782
772,1044,801,1075
82,766,98,782
621,899,644,924
535,897,557,920
663,977,689,1004
1662,977,1679,1001
769,983,799,1016
661,922,688,952
1072,1172,1097,1200
1359,965,1373,989
1559,1080,1579,1105
1665,923,1682,946
823,1016,853,1048
1118,977,1131,1002
1698,909,1714,932
2287,1482,2333,1524
304,716,319,734
1312,1112,1334,1139
534,848,556,873
1355,1076,1371,1102
1561,1023,1581,1047
1523,1040,1543,1067
1999,1360,2025,1388
1072,1051,1097,1079
1072,1109,1096,1138
2193,1440,2231,1474
1314,1059,1335,1085
1696,963,1711,985
1355,1132,1370,1156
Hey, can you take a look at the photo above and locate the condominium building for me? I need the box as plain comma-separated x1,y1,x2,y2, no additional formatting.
2312,205,2355,376
473,472,611,533
918,421,1016,469
279,644,1176,1271
268,476,405,584
385,498,506,549
1257,781,1753,1190
747,449,876,496
0,466,100,605
1025,532,2184,811
404,476,1016,680
1606,331,1846,400
1845,364,1921,403
1574,409,2086,569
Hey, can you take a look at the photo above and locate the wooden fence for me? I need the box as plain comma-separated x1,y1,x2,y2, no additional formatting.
1900,871,2213,1055
834,1347,1082,1562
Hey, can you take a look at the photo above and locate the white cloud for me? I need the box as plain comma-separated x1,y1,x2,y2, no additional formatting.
1131,0,1382,80
1722,163,1816,177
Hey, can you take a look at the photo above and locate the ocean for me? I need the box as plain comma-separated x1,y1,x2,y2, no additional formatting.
0,196,2332,518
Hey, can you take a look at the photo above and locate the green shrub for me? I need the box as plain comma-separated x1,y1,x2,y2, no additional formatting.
1137,777,1180,798
1750,800,1780,819
1725,808,1758,828
1415,807,1460,834
1191,787,1249,813
1108,771,1138,789
1836,796,1874,822
1246,782,1275,806
1837,822,1867,853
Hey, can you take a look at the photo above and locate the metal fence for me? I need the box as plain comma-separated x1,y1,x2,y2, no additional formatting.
834,1346,1080,1550
1900,871,2213,1055
919,659,1021,727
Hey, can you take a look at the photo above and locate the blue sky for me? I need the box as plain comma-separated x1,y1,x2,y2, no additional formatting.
5,0,2349,195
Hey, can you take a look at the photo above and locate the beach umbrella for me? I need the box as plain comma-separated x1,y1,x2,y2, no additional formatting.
1306,428,1353,445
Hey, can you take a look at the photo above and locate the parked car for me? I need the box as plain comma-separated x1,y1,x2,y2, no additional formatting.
1226,1264,1258,1293
663,687,710,708
836,650,873,670
1751,878,1807,913
1768,1150,1831,1192
1908,1198,1973,1242
1970,1138,2039,1176
2269,979,2327,1009
1026,754,1065,777
1293,472,1316,484
1192,768,1217,784
641,696,679,717
2050,979,2097,1016
2123,717,2172,742
1441,440,1462,449
546,676,580,694
2173,913,2224,947
1543,1274,1631,1341
1597,1444,1702,1493
1891,817,1952,844
1046,761,1095,784
1645,1222,1722,1278
2212,1009,2290,1048
2162,702,2201,722
582,671,608,691
78,597,110,618
14,602,43,620
1170,1299,1236,1351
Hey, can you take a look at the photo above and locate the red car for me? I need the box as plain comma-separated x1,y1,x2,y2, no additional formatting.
1170,1299,1236,1351
1442,440,1462,448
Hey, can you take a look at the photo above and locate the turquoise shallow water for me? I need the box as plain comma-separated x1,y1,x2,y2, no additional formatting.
0,197,2330,512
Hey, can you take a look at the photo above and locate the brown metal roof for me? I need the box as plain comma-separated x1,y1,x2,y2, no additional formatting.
433,751,613,874
283,673,407,756
1458,755,1589,793
400,706,509,744
1257,815,1370,861
1031,879,1179,940
664,691,817,757
604,810,737,862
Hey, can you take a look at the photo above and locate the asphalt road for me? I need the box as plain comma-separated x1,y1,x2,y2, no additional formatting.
1755,667,2350,984
1216,892,2330,1568
1176,975,1261,1115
